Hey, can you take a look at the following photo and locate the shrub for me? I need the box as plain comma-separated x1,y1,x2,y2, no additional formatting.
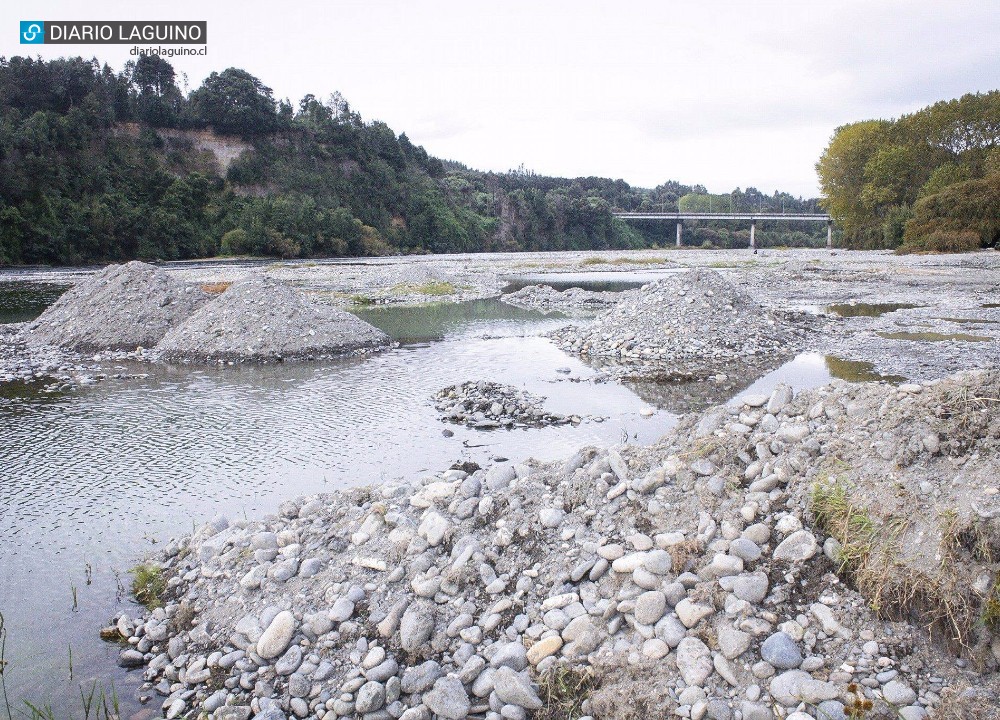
896,229,982,254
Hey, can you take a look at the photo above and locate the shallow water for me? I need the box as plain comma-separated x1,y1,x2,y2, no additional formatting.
0,289,909,714
0,282,69,323
876,331,992,342
0,298,673,714
824,302,920,317
503,269,683,293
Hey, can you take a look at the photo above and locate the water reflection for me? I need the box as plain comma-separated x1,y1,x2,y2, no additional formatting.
0,282,69,323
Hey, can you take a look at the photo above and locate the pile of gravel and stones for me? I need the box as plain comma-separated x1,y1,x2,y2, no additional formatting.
433,381,581,429
14,261,392,366
109,369,998,720
155,278,392,363
549,269,816,375
22,261,210,351
501,285,624,315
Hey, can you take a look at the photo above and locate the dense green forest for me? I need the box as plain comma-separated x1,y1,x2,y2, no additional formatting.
0,55,826,265
816,91,1000,253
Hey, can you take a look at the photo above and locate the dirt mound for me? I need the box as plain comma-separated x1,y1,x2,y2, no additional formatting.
22,261,208,351
154,278,391,362
550,268,811,370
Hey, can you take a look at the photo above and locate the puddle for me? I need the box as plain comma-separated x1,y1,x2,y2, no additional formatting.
730,353,903,405
933,317,998,325
876,331,992,342
351,298,566,343
825,302,920,317
503,269,683,293
823,356,906,383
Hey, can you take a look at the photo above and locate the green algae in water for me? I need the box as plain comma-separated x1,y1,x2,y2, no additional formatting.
876,331,992,342
824,356,905,383
825,302,919,317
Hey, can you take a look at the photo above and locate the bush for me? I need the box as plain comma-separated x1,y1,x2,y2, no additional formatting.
220,228,249,255
896,229,981,254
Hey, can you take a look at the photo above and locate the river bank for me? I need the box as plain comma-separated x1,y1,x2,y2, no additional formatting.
109,369,1000,720
1,248,998,719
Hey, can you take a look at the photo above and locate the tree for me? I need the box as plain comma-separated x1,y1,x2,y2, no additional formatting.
190,68,278,136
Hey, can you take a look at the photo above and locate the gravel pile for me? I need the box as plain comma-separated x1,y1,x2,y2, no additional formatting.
22,261,208,351
155,279,391,363
501,285,623,314
433,381,579,429
550,269,812,372
110,369,998,720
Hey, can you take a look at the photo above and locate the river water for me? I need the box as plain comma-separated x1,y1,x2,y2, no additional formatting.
0,277,890,716
0,290,679,715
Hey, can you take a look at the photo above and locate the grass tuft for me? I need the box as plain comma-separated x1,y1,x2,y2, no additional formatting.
131,563,166,609
535,665,599,720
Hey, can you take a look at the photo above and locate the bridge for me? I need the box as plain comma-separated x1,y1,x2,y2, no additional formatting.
613,212,834,250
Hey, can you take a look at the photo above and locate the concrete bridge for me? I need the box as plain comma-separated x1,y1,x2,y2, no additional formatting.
613,212,834,250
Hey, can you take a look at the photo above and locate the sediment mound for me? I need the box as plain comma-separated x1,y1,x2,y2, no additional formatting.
501,285,623,314
434,381,579,428
111,369,998,720
22,261,208,351
154,278,391,362
550,269,808,368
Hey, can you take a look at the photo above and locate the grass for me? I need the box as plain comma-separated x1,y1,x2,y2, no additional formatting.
535,666,599,720
131,563,166,609
391,281,458,296
350,294,377,306
810,474,990,651
982,577,1000,631
580,256,671,266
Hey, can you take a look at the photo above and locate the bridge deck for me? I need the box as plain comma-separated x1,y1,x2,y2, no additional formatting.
614,212,831,222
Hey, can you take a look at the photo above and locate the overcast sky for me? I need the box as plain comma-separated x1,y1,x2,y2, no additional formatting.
6,1,998,196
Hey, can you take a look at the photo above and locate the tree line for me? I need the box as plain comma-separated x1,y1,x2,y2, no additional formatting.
0,55,827,266
816,91,1000,253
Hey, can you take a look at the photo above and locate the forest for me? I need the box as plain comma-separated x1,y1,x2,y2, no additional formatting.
816,91,1000,253
0,55,827,265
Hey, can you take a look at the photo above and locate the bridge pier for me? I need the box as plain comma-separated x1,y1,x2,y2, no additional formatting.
676,222,682,248
750,221,756,251
827,220,833,250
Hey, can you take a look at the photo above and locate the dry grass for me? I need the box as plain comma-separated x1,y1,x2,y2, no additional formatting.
535,666,600,720
200,281,233,294
810,478,987,651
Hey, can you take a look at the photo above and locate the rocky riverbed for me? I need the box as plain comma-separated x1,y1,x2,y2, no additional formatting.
3,248,1000,385
106,368,999,720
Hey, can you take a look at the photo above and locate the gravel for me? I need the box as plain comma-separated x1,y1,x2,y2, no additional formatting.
23,261,208,351
550,268,814,376
155,278,390,362
103,367,999,720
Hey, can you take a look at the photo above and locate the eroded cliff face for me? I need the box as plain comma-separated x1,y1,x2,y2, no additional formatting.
114,123,252,175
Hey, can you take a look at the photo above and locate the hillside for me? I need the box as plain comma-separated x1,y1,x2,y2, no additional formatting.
0,56,826,266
